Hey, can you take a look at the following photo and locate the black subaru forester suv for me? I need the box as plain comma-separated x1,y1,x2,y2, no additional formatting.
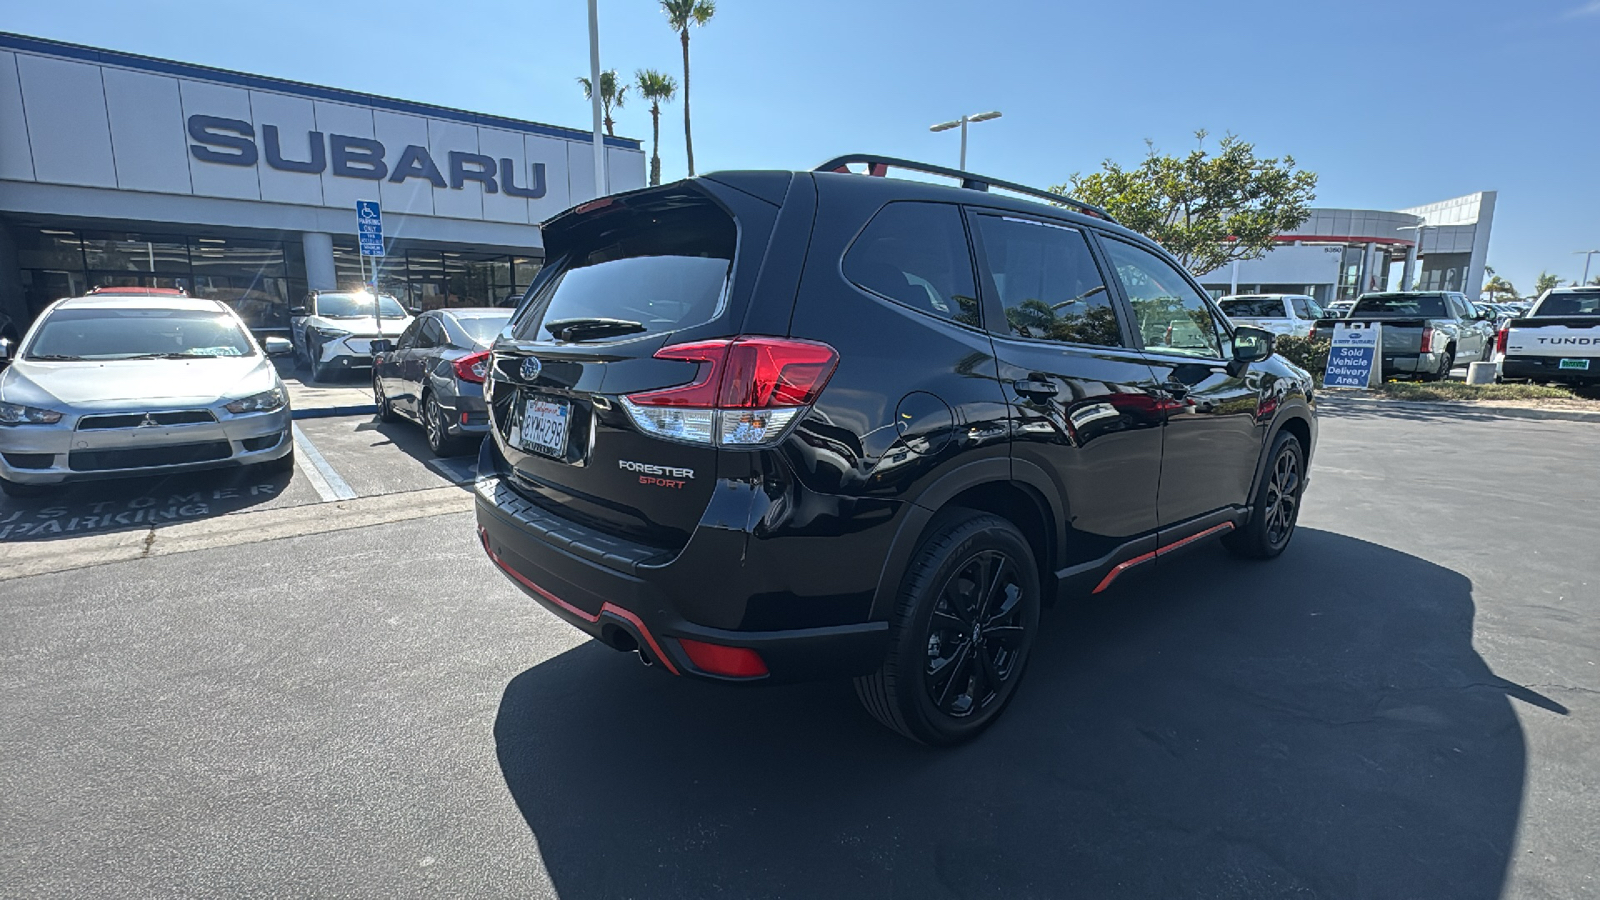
475,155,1316,745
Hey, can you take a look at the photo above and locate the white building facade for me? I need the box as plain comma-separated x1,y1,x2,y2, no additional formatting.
0,32,646,337
1197,192,1496,305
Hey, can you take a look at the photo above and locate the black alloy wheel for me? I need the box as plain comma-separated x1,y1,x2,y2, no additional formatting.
373,375,398,422
855,510,1041,745
923,549,1030,719
1224,431,1306,560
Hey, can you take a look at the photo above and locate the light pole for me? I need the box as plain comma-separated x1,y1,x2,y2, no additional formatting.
929,111,1002,171
1575,249,1600,287
587,0,608,197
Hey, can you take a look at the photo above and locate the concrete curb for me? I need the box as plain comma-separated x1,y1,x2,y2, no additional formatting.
1319,395,1600,425
292,405,377,420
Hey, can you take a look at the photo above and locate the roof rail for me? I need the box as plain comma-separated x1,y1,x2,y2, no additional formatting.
814,153,1117,223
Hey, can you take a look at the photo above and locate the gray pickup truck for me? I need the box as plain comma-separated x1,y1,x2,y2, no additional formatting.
1312,291,1496,381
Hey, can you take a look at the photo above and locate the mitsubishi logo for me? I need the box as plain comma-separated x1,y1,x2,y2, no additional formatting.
138,413,159,428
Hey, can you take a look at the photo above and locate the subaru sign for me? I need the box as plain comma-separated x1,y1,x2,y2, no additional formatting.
356,201,384,257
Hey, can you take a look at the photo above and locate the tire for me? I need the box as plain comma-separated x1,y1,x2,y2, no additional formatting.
854,510,1041,746
0,477,54,498
423,391,463,457
374,375,399,423
1224,431,1306,560
307,338,326,382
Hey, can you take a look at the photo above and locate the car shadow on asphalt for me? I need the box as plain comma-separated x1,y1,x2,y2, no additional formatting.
493,528,1552,900
0,464,296,543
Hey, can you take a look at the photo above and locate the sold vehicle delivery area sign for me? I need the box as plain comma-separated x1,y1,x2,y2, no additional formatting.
1322,322,1382,389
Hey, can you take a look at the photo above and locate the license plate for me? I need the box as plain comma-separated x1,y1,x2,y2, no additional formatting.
1559,358,1591,371
516,397,570,457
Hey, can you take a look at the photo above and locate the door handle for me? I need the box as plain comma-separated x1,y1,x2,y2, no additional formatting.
1012,378,1057,399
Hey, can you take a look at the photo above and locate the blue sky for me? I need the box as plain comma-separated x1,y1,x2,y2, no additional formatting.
9,0,1599,292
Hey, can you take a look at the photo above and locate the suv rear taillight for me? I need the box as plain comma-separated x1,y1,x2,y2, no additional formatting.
1496,328,1509,354
453,350,489,384
1419,327,1434,354
621,336,839,447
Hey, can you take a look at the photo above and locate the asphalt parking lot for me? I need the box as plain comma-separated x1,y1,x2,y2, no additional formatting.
1,404,1597,899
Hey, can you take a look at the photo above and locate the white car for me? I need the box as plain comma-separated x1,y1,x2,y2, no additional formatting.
289,289,413,382
1218,293,1325,338
0,291,294,497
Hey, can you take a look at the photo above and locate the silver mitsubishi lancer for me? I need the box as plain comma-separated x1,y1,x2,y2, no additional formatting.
0,291,295,497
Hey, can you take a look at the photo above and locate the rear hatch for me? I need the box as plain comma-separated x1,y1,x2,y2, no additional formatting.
1505,316,1600,358
485,178,789,550
1219,297,1292,333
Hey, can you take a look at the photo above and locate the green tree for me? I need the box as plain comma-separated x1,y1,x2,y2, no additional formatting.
1058,131,1317,276
1481,274,1516,303
634,69,677,186
576,69,628,137
1533,271,1565,296
660,0,715,176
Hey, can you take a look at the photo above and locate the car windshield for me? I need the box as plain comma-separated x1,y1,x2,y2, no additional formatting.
1351,294,1448,318
1219,298,1287,318
453,313,513,344
26,307,254,360
1532,292,1600,317
315,292,406,318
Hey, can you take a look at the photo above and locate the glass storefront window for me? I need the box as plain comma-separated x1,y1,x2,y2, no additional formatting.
81,232,191,274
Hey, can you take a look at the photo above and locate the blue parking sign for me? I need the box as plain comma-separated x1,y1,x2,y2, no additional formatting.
356,201,384,257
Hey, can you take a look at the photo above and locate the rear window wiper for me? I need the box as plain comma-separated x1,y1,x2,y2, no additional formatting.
544,317,647,342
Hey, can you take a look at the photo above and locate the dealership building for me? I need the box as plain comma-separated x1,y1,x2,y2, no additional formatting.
0,32,645,339
1197,192,1497,306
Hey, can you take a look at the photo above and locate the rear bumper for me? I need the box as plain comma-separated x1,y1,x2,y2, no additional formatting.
1382,351,1445,375
1502,355,1600,384
435,390,490,436
474,476,889,683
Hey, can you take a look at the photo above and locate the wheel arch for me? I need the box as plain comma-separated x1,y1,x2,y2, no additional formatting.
1247,404,1314,506
867,458,1064,620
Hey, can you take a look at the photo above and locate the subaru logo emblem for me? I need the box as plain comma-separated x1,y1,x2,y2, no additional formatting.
520,356,543,381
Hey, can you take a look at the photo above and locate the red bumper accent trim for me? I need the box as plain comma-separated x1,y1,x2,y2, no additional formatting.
1092,522,1236,594
479,527,681,675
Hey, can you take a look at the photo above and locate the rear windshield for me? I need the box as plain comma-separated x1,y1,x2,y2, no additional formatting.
1351,294,1447,318
1532,292,1600,317
27,307,254,360
315,292,405,318
513,202,735,342
1219,297,1286,318
453,312,513,344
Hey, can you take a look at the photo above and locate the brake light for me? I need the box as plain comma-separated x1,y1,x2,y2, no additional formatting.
1307,326,1318,341
678,638,769,678
1496,328,1509,354
1419,327,1434,354
622,336,838,447
453,350,489,384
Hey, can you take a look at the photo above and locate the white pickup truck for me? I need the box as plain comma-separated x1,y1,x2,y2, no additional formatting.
1218,293,1324,338
1498,287,1600,386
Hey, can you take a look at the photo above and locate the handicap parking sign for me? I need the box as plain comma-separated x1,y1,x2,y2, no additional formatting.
356,201,384,257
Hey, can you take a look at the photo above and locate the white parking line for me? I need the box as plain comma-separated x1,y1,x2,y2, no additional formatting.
291,424,358,502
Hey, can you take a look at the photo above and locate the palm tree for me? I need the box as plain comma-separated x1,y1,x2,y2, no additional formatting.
1481,275,1516,303
635,69,677,186
660,0,715,176
576,69,628,137
1533,271,1565,296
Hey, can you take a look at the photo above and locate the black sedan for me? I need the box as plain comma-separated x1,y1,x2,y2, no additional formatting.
371,308,512,456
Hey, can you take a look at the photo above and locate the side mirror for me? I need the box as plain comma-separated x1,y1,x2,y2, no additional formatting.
1232,326,1275,365
369,339,394,355
289,306,308,316
406,307,422,316
263,336,293,357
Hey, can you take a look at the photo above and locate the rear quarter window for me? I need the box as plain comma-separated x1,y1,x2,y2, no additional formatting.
843,202,980,327
1532,293,1600,317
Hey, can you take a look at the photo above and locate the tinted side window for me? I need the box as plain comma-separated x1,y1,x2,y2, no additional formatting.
417,318,445,349
1102,237,1225,359
971,214,1121,347
395,319,422,350
844,202,979,327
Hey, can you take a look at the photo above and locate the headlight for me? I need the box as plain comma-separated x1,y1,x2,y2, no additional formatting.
308,326,351,340
224,387,286,414
0,401,63,425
